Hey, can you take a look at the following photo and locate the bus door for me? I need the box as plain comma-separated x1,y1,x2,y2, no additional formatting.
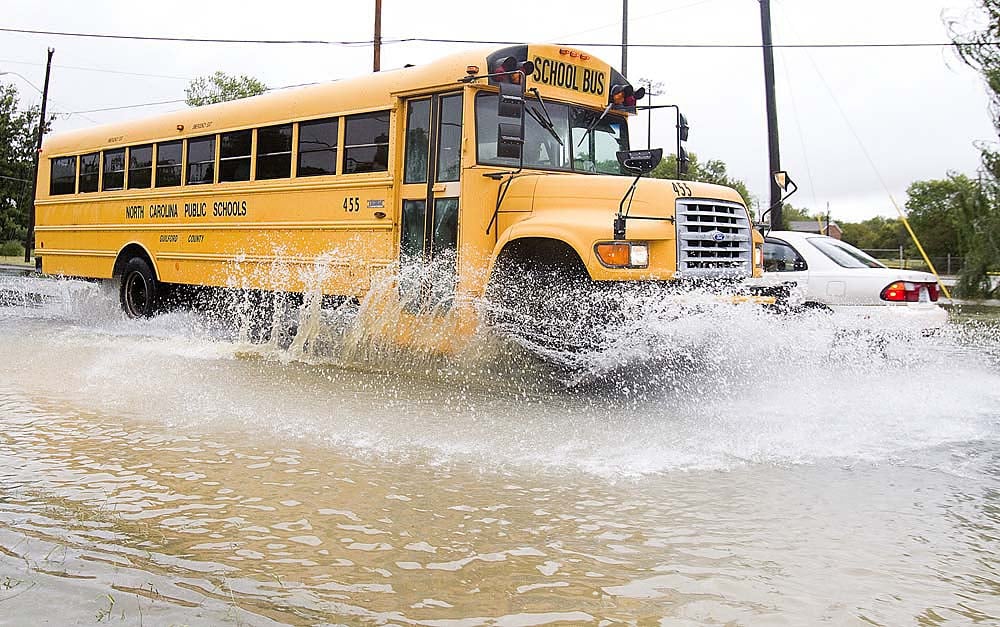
398,92,463,310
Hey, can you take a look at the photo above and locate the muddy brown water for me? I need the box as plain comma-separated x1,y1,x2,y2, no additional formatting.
1,277,999,625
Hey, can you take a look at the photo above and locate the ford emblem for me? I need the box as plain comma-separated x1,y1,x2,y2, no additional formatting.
713,232,726,242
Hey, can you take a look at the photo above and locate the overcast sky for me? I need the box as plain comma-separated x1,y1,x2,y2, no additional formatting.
1,0,994,222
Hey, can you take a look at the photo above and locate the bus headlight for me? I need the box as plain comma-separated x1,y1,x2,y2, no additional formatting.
630,243,649,267
595,242,649,269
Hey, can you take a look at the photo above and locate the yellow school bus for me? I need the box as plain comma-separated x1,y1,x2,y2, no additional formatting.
34,44,767,350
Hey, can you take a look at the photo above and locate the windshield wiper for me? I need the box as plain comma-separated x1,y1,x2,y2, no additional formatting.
576,103,613,148
526,107,563,146
526,88,563,146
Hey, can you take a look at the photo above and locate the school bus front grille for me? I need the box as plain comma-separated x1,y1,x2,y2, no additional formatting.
675,199,752,277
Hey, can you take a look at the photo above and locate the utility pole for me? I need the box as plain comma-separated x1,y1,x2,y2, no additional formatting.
759,0,782,231
639,78,664,149
373,0,382,72
621,0,628,77
24,47,53,264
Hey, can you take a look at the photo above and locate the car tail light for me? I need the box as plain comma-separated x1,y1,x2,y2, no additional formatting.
880,281,939,303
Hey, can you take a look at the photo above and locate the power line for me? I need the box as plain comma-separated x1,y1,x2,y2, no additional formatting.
52,81,321,116
0,27,371,46
55,97,186,114
2,69,100,124
393,37,987,49
553,0,721,41
1,26,995,49
0,174,32,184
0,57,190,80
0,70,45,95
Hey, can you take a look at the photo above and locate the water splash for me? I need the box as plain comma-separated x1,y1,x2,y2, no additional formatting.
1,268,998,476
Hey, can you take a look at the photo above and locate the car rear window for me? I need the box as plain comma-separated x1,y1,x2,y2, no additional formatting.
808,238,885,269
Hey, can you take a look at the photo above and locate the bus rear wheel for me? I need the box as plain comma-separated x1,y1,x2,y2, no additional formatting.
119,257,159,318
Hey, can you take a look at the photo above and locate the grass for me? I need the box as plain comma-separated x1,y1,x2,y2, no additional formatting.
0,255,33,267
945,303,1000,324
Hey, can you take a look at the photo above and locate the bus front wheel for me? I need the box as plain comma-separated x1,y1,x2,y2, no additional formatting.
119,257,159,318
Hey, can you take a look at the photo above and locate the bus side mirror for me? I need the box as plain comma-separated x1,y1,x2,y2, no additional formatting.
677,145,690,177
497,122,524,159
773,170,791,191
616,148,663,175
497,81,525,161
498,81,524,119
678,112,689,142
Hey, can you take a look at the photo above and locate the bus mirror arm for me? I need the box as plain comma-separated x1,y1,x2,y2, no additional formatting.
612,149,665,239
486,174,519,236
615,175,642,239
756,172,798,235
612,174,676,240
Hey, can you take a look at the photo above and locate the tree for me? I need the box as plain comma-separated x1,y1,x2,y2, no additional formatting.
650,152,754,209
185,71,267,107
840,216,907,251
903,175,970,258
949,1,1000,297
778,203,812,230
0,83,45,246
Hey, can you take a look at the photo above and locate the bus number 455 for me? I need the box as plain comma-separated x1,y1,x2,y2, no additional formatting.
343,197,361,212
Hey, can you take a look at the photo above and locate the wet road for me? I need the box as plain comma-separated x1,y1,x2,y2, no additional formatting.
1,277,999,625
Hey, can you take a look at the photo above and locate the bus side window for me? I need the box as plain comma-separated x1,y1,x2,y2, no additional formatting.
404,99,431,184
156,141,182,187
79,152,100,193
50,156,77,195
344,111,389,174
436,94,462,182
102,149,125,191
187,136,215,185
257,124,293,180
128,145,153,189
297,118,338,177
219,130,252,182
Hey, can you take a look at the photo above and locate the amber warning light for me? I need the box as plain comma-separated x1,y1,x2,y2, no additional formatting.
463,57,534,84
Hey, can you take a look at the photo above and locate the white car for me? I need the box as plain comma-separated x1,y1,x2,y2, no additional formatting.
761,230,948,329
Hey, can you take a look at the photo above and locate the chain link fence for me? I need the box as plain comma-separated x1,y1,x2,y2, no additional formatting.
862,248,965,275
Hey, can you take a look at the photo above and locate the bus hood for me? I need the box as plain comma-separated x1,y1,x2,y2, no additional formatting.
525,173,748,222
497,173,761,280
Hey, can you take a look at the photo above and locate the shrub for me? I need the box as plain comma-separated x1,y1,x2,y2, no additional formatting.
0,240,25,256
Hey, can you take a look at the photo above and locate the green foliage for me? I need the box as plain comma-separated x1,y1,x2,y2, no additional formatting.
185,71,268,107
840,216,907,251
949,0,1000,297
778,204,813,230
903,175,971,257
0,83,44,243
0,240,24,256
649,152,754,208
952,159,1000,298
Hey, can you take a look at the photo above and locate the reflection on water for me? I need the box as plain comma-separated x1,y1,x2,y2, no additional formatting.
0,276,999,625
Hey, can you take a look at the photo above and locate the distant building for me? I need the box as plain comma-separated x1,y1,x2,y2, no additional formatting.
789,220,842,240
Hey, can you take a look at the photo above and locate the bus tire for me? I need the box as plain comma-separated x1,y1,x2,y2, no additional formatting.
119,257,159,318
488,251,599,352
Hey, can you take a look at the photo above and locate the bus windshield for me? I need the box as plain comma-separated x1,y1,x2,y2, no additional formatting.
475,92,629,175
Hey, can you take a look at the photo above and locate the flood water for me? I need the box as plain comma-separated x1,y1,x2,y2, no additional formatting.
1,275,999,625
